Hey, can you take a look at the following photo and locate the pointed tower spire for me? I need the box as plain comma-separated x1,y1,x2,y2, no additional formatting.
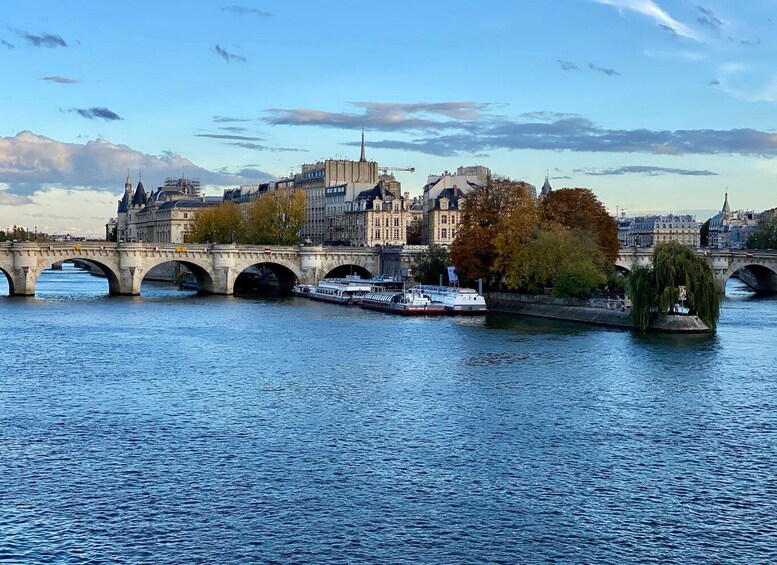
722,190,731,215
359,126,366,162
540,172,553,197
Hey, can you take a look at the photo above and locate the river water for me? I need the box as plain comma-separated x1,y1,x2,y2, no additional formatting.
1,264,775,563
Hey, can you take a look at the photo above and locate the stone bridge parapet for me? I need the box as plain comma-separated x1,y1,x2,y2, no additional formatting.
0,242,427,296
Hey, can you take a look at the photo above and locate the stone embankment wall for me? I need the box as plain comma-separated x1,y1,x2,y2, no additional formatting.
486,292,710,333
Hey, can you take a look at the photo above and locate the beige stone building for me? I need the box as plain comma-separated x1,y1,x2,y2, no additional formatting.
294,133,378,244
115,174,221,243
345,181,410,247
421,171,483,245
619,214,700,248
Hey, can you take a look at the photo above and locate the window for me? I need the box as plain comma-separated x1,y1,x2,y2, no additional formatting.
451,215,456,225
441,228,448,239
394,217,399,227
441,215,448,224
394,229,399,239
375,217,380,227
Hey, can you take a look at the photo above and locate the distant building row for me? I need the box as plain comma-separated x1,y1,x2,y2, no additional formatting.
617,214,701,248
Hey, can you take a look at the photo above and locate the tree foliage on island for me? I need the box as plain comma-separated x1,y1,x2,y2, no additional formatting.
450,177,538,288
746,210,777,249
187,190,306,245
541,188,620,262
500,222,608,297
411,244,450,285
626,242,721,330
449,178,621,297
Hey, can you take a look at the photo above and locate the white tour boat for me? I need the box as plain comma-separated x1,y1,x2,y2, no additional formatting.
308,280,373,305
414,285,488,314
360,288,447,315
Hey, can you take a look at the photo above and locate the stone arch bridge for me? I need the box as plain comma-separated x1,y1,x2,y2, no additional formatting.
616,247,777,292
0,242,423,296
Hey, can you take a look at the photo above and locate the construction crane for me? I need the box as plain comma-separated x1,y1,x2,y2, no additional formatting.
378,166,415,175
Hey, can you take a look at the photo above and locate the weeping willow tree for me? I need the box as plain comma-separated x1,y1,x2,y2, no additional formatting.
626,242,721,330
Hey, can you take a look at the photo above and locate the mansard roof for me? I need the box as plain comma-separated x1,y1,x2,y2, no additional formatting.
431,186,466,211
353,182,402,210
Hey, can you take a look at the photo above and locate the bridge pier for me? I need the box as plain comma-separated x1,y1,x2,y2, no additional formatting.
11,242,39,296
210,244,238,294
118,242,146,295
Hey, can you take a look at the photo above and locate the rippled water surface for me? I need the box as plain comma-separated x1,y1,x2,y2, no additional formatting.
1,265,776,563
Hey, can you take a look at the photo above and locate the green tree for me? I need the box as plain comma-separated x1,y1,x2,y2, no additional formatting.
699,218,711,247
746,210,777,249
0,230,6,242
411,245,450,285
406,216,423,245
542,188,620,262
188,201,244,243
244,189,306,245
450,177,538,287
500,223,607,296
626,241,721,330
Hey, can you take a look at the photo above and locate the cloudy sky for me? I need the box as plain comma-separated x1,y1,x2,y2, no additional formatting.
2,0,777,236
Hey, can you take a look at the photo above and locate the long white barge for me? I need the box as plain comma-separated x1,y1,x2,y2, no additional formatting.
307,280,373,305
414,285,488,314
360,289,447,315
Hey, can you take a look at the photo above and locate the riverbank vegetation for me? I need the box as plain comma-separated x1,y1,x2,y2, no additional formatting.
450,177,621,298
187,189,305,245
746,209,777,249
627,242,721,330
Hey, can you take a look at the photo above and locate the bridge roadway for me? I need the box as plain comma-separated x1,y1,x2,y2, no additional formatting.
0,242,422,296
2,242,776,296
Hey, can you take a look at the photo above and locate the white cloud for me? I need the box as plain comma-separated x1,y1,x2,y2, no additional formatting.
594,0,703,41
0,131,272,197
0,189,34,206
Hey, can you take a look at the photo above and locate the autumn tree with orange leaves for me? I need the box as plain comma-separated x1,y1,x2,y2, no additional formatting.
450,177,539,288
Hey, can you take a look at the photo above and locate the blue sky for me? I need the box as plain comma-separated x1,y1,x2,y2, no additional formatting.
1,0,776,235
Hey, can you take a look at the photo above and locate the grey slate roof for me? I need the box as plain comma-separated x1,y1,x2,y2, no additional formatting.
130,181,147,207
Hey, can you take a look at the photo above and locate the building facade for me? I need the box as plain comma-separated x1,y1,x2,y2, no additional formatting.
707,193,761,249
115,175,221,243
618,214,701,248
344,181,410,247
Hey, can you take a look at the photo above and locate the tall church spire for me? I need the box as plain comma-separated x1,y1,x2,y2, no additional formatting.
359,126,366,162
540,172,552,197
722,190,731,216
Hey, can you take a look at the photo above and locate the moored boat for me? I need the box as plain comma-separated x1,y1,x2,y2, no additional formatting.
292,284,315,297
414,285,488,313
308,280,373,305
360,288,447,315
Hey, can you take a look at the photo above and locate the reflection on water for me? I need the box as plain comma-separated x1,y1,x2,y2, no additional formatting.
1,264,776,563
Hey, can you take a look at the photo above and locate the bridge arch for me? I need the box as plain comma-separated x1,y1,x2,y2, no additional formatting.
322,263,375,280
32,257,122,295
0,266,14,295
140,257,216,294
233,261,301,294
720,263,777,294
